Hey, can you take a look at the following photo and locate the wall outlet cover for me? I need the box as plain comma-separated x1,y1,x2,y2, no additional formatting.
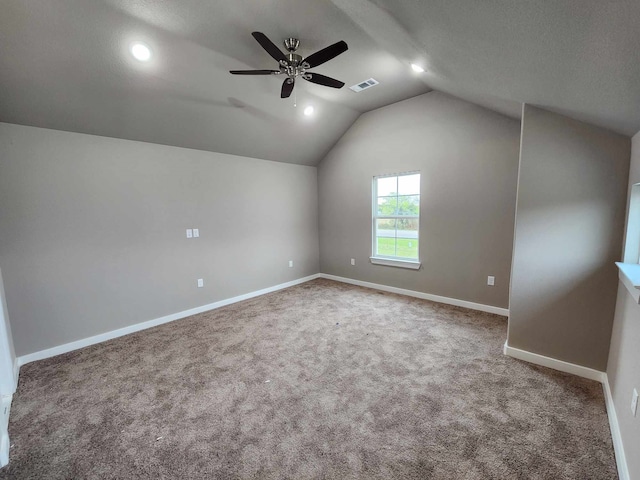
197,278,204,288
351,258,356,266
288,260,293,268
186,229,193,238
487,276,495,286
193,228,199,238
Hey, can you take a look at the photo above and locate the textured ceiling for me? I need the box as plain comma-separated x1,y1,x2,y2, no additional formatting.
1,1,639,166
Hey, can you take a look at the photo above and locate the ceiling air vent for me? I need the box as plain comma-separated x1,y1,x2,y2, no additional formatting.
349,78,379,92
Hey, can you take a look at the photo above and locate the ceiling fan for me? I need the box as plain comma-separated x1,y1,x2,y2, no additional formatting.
230,32,348,98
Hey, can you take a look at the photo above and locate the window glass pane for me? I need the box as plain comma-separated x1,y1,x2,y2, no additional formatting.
397,195,420,215
376,236,397,257
377,197,397,215
398,174,420,195
396,239,418,259
396,218,419,259
397,218,418,239
376,176,397,197
376,218,396,237
376,218,396,257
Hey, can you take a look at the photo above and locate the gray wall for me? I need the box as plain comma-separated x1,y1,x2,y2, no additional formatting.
607,130,640,479
318,91,521,308
508,105,630,371
0,123,319,357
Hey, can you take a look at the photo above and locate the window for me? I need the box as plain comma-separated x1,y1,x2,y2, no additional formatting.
371,172,421,269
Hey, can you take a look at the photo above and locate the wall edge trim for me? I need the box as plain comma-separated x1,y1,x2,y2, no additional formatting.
12,360,18,392
0,394,12,468
0,427,8,468
503,342,605,381
318,273,509,316
17,274,321,367
602,373,630,480
503,344,628,479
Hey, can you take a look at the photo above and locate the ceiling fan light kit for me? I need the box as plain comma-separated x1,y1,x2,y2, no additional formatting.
230,32,348,98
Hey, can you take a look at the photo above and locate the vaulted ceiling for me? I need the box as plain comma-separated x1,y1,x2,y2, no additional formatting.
1,1,639,165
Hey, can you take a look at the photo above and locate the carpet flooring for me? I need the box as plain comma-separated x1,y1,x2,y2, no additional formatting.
1,279,617,479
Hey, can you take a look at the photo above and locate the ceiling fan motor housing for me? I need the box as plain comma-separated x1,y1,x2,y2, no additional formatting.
280,39,310,78
280,55,310,78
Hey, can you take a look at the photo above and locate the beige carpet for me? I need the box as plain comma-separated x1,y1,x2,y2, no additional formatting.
0,279,617,479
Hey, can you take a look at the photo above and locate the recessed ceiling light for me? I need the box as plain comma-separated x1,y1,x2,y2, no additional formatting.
303,106,314,116
131,42,152,62
411,64,424,73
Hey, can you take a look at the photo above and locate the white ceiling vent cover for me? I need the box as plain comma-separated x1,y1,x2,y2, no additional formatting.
349,78,379,92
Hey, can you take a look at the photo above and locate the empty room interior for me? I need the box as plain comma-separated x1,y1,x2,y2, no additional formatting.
1,1,640,479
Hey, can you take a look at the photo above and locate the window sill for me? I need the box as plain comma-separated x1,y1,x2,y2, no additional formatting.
615,262,640,303
370,257,421,270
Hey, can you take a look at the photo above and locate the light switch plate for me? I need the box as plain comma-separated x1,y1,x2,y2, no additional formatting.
186,229,193,238
487,276,495,286
351,258,356,266
288,260,293,268
193,228,199,238
197,278,204,288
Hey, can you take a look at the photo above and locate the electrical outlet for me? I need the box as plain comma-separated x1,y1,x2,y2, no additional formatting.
197,278,204,288
487,276,495,286
351,258,356,266
632,388,638,417
193,228,199,238
288,260,293,268
186,229,193,238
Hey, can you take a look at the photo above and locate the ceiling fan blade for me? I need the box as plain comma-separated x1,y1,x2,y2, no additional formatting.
302,40,348,68
229,70,280,75
281,78,295,98
251,32,287,64
303,72,345,89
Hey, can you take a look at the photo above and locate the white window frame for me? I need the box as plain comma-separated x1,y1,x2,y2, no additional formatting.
616,183,640,302
370,172,421,270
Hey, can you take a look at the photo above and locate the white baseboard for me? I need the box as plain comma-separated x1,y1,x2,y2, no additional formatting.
318,273,509,317
17,273,507,367
12,360,18,392
0,429,8,469
503,343,628,479
0,394,12,468
17,274,321,367
6,275,629,479
503,342,605,382
602,374,630,480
